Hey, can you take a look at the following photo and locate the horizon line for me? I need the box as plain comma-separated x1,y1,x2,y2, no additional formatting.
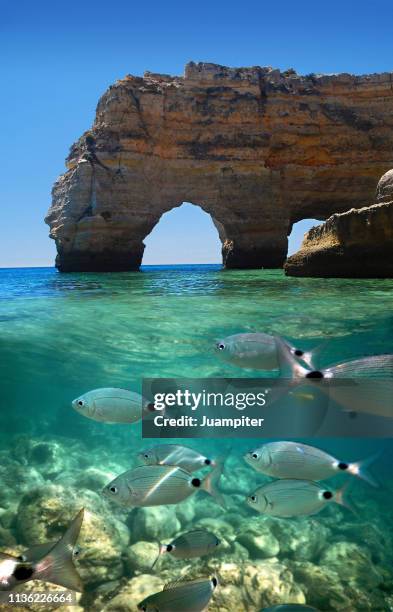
0,262,223,271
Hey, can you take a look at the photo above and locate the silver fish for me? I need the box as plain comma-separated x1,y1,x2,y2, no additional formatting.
0,509,84,592
137,575,218,611
215,333,314,371
246,479,351,517
139,444,215,472
244,441,379,486
260,605,320,611
72,388,150,424
102,463,224,508
275,337,393,418
152,529,220,568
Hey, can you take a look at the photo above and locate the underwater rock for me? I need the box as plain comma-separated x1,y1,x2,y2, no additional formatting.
0,525,16,547
220,465,260,495
24,441,67,477
230,540,251,561
285,169,393,278
74,467,114,492
46,63,393,272
319,541,383,588
242,561,305,609
211,581,246,611
130,506,181,541
210,559,305,610
125,541,159,574
267,518,331,561
101,574,164,611
237,527,280,559
174,496,196,525
16,485,129,586
192,497,225,521
0,454,44,507
11,436,80,479
290,560,388,611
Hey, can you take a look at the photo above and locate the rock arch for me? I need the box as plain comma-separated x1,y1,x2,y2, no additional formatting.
46,62,393,272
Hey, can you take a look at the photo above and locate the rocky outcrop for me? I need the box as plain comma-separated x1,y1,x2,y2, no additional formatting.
285,169,393,277
45,62,393,271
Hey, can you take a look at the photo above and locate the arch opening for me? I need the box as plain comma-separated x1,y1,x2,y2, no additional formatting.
287,219,324,256
142,202,222,265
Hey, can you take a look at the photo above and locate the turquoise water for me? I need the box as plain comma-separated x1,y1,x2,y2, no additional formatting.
1,265,393,611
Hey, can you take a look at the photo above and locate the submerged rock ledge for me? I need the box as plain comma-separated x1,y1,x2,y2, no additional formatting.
45,62,393,272
285,169,393,278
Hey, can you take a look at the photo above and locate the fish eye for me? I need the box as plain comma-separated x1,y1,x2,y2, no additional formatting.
109,486,118,494
294,349,304,356
251,452,258,459
323,490,333,500
166,544,173,552
144,453,149,458
205,458,211,465
211,576,218,587
249,495,257,503
338,462,348,470
77,400,84,406
217,342,225,350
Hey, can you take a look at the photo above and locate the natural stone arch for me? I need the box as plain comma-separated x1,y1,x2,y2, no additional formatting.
46,62,393,272
47,154,286,272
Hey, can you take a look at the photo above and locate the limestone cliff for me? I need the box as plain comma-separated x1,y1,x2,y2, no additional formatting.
285,169,393,278
45,62,393,271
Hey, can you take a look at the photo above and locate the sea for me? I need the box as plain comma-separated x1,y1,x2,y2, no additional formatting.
0,264,392,611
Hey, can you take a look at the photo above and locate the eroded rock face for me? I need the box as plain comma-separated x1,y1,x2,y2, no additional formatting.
285,169,393,277
46,62,393,271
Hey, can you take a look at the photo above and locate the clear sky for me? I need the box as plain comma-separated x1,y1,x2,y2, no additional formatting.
2,0,393,268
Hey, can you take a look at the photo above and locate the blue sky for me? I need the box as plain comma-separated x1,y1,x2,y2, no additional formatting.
2,0,393,267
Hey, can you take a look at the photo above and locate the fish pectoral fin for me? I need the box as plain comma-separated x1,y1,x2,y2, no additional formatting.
262,494,274,511
126,484,138,498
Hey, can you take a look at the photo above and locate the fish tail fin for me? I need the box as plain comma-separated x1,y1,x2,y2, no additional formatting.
151,541,164,569
34,508,84,592
201,456,226,508
349,450,382,488
274,336,311,379
335,482,358,516
302,339,329,370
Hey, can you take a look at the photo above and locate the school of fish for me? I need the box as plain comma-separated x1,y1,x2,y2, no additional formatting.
3,330,386,610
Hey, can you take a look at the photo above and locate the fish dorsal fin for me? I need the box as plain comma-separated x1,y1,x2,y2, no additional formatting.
163,578,185,591
163,576,209,591
183,529,209,537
